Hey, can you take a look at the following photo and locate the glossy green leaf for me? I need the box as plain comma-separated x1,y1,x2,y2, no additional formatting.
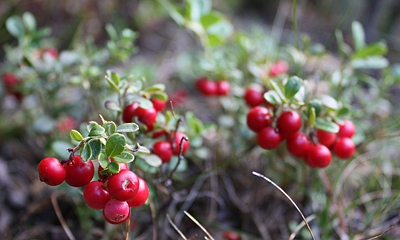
105,23,118,41
263,91,281,106
352,21,365,52
89,124,105,136
352,42,387,59
135,158,158,174
145,84,165,93
105,76,121,95
337,106,350,117
116,123,139,133
113,152,135,163
308,99,322,117
157,0,185,25
315,119,339,133
207,34,224,47
6,16,24,38
105,133,126,157
103,121,117,135
351,56,389,69
130,97,153,109
284,76,302,99
269,81,286,102
200,12,223,28
206,19,233,40
51,141,73,159
142,154,162,167
108,161,120,173
88,139,102,160
335,30,351,57
110,72,120,86
80,143,92,162
70,130,83,142
320,95,338,110
104,101,122,112
22,12,36,31
168,156,188,172
98,153,108,168
151,92,168,102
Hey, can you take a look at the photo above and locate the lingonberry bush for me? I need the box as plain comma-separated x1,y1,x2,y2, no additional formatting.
4,0,400,239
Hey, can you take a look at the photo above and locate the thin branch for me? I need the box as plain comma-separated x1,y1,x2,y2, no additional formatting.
149,197,158,240
51,192,76,240
366,226,393,240
288,215,317,240
167,214,188,240
125,214,131,240
167,136,189,180
252,171,316,240
184,211,215,240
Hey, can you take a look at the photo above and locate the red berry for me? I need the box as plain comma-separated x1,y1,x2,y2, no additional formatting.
338,120,356,138
55,116,76,133
244,87,263,107
63,155,94,187
304,144,332,168
2,73,20,86
223,231,241,240
333,137,356,159
286,132,311,157
134,107,157,127
196,78,217,96
83,181,111,209
257,127,281,150
107,170,139,201
42,48,59,59
247,106,272,132
38,157,66,186
127,178,149,207
98,158,129,181
153,141,173,163
151,98,167,112
277,111,302,136
316,129,337,148
269,60,289,77
170,131,190,155
216,80,230,96
122,102,140,123
152,130,167,139
102,199,130,224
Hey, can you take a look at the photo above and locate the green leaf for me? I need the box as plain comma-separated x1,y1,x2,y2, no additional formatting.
157,0,185,25
105,76,121,95
98,153,108,168
352,21,365,52
130,97,153,109
184,0,211,21
308,107,316,126
80,143,92,162
205,19,233,41
142,154,162,167
113,152,135,163
104,121,117,135
351,56,389,69
200,12,223,28
269,81,286,102
89,124,105,136
168,156,188,172
284,76,302,99
105,133,126,157
22,12,36,32
104,101,122,112
111,72,120,85
320,95,338,110
186,111,204,134
6,16,24,38
105,23,118,41
33,115,55,134
314,119,339,133
151,92,168,102
335,30,351,57
264,91,281,106
88,139,102,160
207,34,224,47
307,99,322,116
108,161,120,173
352,42,387,59
145,84,165,92
116,123,139,133
337,106,350,117
135,158,158,174
70,130,83,142
51,141,73,159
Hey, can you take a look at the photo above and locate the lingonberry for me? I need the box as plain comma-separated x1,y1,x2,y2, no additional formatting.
127,178,149,207
170,131,190,155
152,129,167,139
98,158,129,181
286,132,311,157
338,120,356,138
134,106,157,128
122,102,139,123
277,111,302,137
244,87,263,107
216,80,230,96
63,155,94,187
304,144,332,168
223,231,241,240
153,141,173,163
151,98,167,112
102,199,130,224
107,170,139,201
83,181,111,209
316,129,337,148
2,73,20,86
196,78,217,96
42,48,59,59
269,60,289,77
257,127,281,150
246,106,272,132
333,137,356,159
38,157,66,186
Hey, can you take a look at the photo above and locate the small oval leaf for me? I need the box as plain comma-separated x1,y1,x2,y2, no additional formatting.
108,161,120,173
113,152,135,163
116,123,139,133
89,124,105,136
151,92,168,102
80,143,92,162
70,130,83,141
315,119,339,133
142,154,162,167
145,83,165,93
98,153,108,168
320,95,339,110
284,76,302,99
104,101,122,112
105,133,126,157
264,91,282,106
88,139,102,160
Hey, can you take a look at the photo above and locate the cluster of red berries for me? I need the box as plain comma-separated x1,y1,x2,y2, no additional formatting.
246,106,356,168
38,155,149,224
152,131,190,163
195,77,230,96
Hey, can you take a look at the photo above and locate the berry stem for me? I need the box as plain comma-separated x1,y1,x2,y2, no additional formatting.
167,136,189,181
